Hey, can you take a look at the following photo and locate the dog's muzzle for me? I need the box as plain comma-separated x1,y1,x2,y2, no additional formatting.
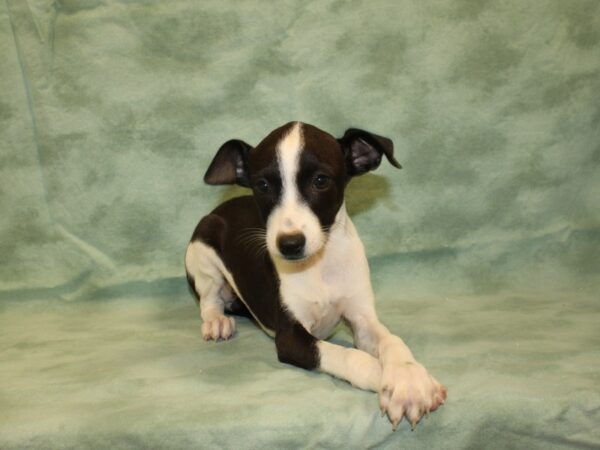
277,233,306,260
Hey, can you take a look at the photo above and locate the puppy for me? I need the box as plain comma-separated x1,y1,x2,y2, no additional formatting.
185,122,446,429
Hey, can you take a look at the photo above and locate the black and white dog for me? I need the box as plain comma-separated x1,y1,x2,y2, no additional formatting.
185,122,446,430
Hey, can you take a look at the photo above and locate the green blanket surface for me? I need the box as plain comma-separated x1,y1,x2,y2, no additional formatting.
1,0,599,448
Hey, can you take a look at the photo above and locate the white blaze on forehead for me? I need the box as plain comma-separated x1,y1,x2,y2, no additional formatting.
277,121,303,206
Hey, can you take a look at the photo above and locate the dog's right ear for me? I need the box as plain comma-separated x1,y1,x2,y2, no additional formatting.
203,139,253,187
338,128,401,177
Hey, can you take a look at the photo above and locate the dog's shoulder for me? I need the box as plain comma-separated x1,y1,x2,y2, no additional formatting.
191,195,261,248
210,195,260,218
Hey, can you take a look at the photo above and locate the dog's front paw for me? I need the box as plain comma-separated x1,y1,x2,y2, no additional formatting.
379,361,447,430
201,315,236,341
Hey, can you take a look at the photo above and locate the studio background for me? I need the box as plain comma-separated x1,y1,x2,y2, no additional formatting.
1,0,599,448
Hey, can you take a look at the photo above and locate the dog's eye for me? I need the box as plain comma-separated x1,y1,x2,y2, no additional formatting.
255,178,270,194
312,174,331,190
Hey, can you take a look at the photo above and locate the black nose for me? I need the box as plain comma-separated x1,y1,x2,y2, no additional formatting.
277,233,306,259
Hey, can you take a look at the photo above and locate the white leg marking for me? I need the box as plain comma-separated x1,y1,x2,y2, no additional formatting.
185,241,236,341
329,211,447,429
317,341,381,391
347,310,447,430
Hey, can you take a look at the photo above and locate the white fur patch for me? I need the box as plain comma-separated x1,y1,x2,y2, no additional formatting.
317,340,381,391
275,204,361,340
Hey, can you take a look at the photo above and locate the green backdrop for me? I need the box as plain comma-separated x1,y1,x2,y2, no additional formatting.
1,0,599,448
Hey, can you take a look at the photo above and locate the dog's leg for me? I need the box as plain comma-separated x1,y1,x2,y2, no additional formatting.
345,303,447,429
185,241,236,341
275,312,381,391
316,341,382,391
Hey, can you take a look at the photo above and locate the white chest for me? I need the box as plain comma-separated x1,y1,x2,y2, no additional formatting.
279,272,343,339
276,217,369,340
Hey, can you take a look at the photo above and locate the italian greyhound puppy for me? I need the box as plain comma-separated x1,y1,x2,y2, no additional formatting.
185,122,446,430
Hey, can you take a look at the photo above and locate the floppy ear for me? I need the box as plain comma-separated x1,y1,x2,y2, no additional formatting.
203,139,253,187
337,128,402,177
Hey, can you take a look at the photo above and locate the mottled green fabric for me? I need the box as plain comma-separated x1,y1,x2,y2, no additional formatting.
1,0,599,448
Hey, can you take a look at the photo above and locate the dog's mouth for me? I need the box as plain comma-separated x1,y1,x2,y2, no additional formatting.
282,255,306,261
269,246,308,262
280,253,307,262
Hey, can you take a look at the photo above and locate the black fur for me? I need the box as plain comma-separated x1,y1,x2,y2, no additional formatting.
204,139,253,187
337,128,402,176
297,124,347,229
275,312,319,370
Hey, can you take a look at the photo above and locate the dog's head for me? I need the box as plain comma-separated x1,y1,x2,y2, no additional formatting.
204,122,401,262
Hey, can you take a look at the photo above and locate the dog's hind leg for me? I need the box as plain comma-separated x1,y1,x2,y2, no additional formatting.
185,240,236,341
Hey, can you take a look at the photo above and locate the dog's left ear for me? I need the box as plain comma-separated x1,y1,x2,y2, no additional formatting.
203,139,253,187
337,128,402,177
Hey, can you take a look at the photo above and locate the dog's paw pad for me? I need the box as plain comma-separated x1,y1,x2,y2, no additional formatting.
202,315,236,341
